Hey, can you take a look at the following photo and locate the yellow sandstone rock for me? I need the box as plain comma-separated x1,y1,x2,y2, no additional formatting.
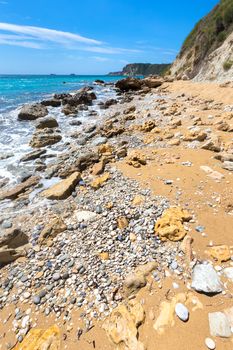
117,216,129,229
39,217,67,245
98,143,114,155
42,172,81,200
103,300,145,350
207,245,231,262
91,172,110,189
132,195,145,206
154,207,192,242
13,325,61,350
99,252,109,260
126,151,147,168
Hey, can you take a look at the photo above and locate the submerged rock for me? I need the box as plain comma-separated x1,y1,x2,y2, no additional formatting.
191,263,223,294
35,116,59,129
18,103,48,121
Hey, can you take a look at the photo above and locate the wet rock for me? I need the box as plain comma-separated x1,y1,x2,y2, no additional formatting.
35,116,59,129
30,129,62,148
0,176,40,200
191,263,223,294
115,77,143,92
0,228,29,264
39,217,67,244
21,149,46,162
208,312,231,338
41,99,61,107
155,207,192,242
42,172,81,200
18,103,48,121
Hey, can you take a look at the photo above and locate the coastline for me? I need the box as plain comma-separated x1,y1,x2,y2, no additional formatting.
0,78,233,349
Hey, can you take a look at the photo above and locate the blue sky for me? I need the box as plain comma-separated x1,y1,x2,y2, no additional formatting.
0,0,219,74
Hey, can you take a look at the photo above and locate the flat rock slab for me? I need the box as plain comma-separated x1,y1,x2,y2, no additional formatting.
0,176,40,200
76,210,97,222
208,312,231,338
191,263,223,294
42,172,81,200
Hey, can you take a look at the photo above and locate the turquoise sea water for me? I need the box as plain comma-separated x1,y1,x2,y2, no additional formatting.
0,75,123,112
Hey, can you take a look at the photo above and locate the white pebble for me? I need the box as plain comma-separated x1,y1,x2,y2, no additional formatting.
175,303,189,322
205,337,216,349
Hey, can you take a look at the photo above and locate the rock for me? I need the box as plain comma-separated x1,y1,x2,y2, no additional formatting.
62,104,78,116
99,252,109,260
115,77,143,92
12,325,61,350
124,262,157,296
76,211,97,222
224,306,233,327
91,136,108,146
95,79,105,84
117,216,129,229
191,263,223,294
154,207,192,242
75,152,99,171
222,161,233,171
183,131,207,142
39,217,67,244
132,195,145,206
100,99,118,109
126,151,147,168
205,338,216,350
0,176,40,200
103,300,145,350
223,267,233,281
30,129,62,148
0,228,29,264
207,245,231,262
92,160,106,175
200,166,224,181
54,93,72,100
21,149,46,162
42,172,81,200
142,77,163,88
91,172,110,189
140,120,157,132
41,99,61,107
208,312,231,338
202,137,221,152
18,103,48,121
35,116,59,129
62,90,96,107
175,303,189,322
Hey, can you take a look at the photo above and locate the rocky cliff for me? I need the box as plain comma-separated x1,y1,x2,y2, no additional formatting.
170,0,233,81
109,63,171,76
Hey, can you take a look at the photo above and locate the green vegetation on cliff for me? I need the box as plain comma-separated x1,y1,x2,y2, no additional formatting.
109,63,171,76
181,0,233,57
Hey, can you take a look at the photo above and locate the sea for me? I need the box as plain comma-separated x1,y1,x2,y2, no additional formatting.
0,74,123,186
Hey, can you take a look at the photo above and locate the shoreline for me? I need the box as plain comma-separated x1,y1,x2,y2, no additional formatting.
0,78,233,349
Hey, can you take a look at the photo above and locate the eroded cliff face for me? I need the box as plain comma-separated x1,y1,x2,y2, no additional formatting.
170,0,233,82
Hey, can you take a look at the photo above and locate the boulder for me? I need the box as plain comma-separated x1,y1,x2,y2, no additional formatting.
62,91,96,107
0,227,29,264
191,263,223,294
54,93,72,100
0,176,40,200
35,116,59,129
39,217,67,244
41,99,61,107
18,103,48,121
115,78,143,92
103,301,145,350
208,312,231,338
201,136,221,152
30,129,62,148
75,152,99,171
12,325,61,350
94,79,105,84
21,149,46,162
42,172,81,200
154,207,192,242
142,77,163,88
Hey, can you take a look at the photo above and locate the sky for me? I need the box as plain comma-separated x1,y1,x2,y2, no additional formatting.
0,0,220,75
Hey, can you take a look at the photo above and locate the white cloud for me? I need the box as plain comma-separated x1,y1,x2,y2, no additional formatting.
92,56,109,62
0,1,8,4
0,22,140,55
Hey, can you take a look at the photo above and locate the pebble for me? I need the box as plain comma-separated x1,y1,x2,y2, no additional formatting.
175,303,189,322
205,338,216,350
52,273,61,281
